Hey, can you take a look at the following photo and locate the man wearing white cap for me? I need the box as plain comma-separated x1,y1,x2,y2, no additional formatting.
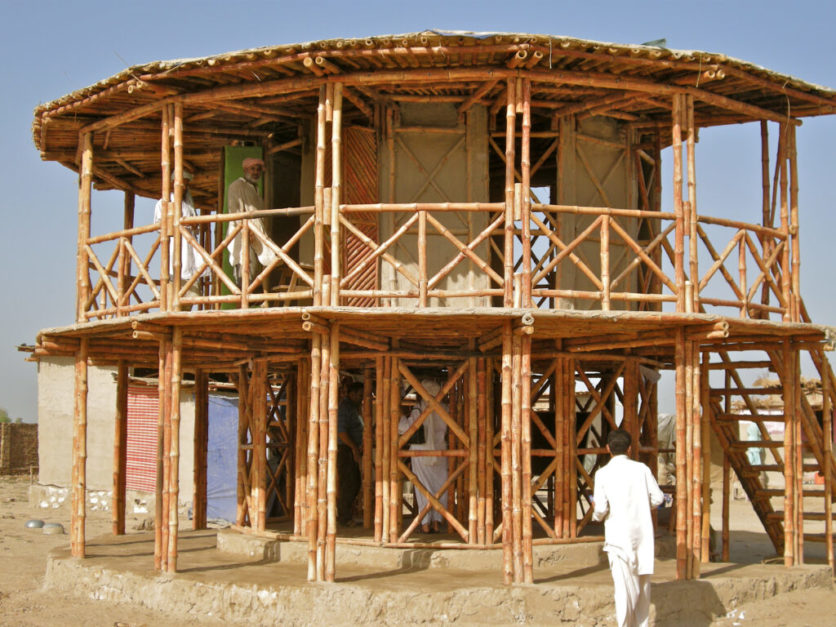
226,157,277,286
154,169,202,308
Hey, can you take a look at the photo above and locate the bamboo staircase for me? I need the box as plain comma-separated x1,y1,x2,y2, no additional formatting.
706,306,835,563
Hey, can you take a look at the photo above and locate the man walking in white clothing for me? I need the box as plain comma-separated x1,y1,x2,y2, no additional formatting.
592,429,664,627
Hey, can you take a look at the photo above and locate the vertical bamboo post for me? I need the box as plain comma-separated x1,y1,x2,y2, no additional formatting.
306,335,322,581
738,237,748,318
373,358,384,540
672,95,685,313
789,125,801,322
71,338,88,557
782,339,795,566
520,79,532,308
76,132,93,322
252,360,267,531
468,357,479,542
793,348,804,563
314,86,327,306
161,337,173,567
486,356,495,543
389,356,400,541
325,324,340,582
330,84,343,306
686,95,698,313
500,321,513,583
601,215,611,310
477,357,487,545
380,356,391,543
154,338,167,570
166,328,182,572
554,354,565,537
316,327,331,580
674,328,687,579
503,79,516,307
294,358,309,536
684,338,695,577
159,108,171,312
235,364,249,528
112,360,128,535
172,103,184,310
823,357,833,572
700,352,712,563
520,335,533,583
760,121,772,310
510,333,523,582
419,210,428,307
362,368,374,529
118,192,134,315
779,123,790,321
193,369,208,530
624,359,639,456
690,342,703,577
722,453,730,562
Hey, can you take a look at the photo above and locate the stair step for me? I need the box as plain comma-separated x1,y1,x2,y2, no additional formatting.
803,533,836,543
748,464,822,472
756,489,827,498
766,511,833,521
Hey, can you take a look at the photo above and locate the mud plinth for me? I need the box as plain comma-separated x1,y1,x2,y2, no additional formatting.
44,530,833,625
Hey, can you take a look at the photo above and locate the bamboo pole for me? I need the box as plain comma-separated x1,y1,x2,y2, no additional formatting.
193,369,208,530
500,321,513,583
374,357,384,541
779,123,790,321
389,355,401,541
675,328,687,579
71,338,88,557
419,210,428,307
381,356,391,542
783,339,795,566
172,103,184,310
486,356,495,543
520,334,533,583
76,133,93,322
252,360,267,531
793,348,804,563
468,356,478,541
760,121,772,311
160,108,171,312
112,360,128,535
314,86,326,306
118,192,134,316
161,338,173,568
510,333,523,582
235,364,249,529
477,357,487,545
316,325,330,581
503,79,516,307
823,357,833,573
166,328,182,572
690,342,702,577
789,125,800,322
672,95,685,313
362,368,374,529
325,324,340,582
154,339,166,570
722,452,730,562
306,334,321,581
686,95,698,313
554,355,565,537
330,83,343,306
700,352,712,564
520,79,532,308
684,338,694,577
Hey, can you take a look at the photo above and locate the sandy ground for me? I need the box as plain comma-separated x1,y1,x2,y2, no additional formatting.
0,474,833,626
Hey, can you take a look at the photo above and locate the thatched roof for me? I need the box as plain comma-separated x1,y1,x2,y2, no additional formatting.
32,31,836,208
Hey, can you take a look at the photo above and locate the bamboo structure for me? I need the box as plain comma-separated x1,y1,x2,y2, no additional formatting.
29,31,836,586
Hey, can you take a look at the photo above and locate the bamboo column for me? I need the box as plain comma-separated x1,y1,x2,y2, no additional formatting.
686,95,698,313
782,339,796,566
316,325,331,580
520,334,533,583
788,125,800,322
313,86,327,306
118,192,134,316
166,328,183,572
485,356,495,543
510,332,523,581
171,104,184,310
380,356,391,542
700,352,712,563
330,83,343,306
672,95,686,313
468,356,478,541
154,337,168,570
520,78,532,308
252,360,267,531
71,338,89,557
112,360,128,535
500,321,513,583
294,358,309,536
160,107,171,312
690,341,703,577
306,334,322,581
193,369,208,530
236,364,250,527
554,353,566,537
362,368,374,529
793,347,804,563
325,324,340,582
623,359,639,457
674,328,687,579
477,358,487,545
503,80,516,307
76,132,93,322
823,361,833,572
389,355,400,541
760,121,772,312
779,123,791,321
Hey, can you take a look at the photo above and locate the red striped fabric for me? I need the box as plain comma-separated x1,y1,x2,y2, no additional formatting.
126,386,159,493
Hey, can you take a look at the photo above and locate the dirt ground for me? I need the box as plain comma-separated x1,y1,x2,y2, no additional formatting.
0,474,833,626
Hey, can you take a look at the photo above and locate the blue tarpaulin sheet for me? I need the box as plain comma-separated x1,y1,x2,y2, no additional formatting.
207,394,238,522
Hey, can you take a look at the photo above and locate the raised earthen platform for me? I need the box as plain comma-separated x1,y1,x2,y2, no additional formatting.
44,530,832,625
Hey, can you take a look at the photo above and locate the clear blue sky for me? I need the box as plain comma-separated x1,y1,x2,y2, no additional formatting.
2,0,836,420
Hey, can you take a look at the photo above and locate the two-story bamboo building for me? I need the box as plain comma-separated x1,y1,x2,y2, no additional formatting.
29,31,836,584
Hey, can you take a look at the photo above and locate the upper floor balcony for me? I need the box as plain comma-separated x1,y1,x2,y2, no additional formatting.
32,32,836,324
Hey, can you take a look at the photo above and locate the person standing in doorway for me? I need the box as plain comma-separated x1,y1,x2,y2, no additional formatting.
592,429,664,627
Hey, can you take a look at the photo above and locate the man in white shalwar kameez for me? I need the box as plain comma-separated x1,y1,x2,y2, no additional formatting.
592,429,664,627
226,157,277,287
399,380,448,533
154,170,203,308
